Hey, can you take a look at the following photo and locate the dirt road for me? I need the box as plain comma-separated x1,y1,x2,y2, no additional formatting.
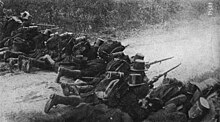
0,17,220,121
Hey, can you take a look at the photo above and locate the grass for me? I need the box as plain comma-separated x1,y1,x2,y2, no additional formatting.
2,0,219,37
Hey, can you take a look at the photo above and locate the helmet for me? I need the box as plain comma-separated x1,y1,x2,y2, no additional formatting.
20,11,31,20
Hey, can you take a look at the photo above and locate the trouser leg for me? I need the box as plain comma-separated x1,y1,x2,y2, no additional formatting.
4,50,25,62
55,67,81,83
77,85,94,93
55,95,83,106
44,94,84,113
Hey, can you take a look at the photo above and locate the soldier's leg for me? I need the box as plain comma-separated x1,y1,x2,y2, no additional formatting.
61,83,80,96
0,47,9,52
18,55,53,72
44,94,83,113
4,50,25,62
61,83,94,96
0,50,6,61
77,85,94,93
40,54,55,66
18,55,29,70
55,67,81,83
32,58,54,71
8,58,18,72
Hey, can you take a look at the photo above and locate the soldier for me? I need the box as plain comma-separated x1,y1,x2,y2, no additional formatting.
94,59,152,121
44,71,133,122
1,11,32,40
59,51,131,97
15,37,104,73
115,61,151,121
55,57,106,83
97,39,128,62
45,57,173,121
44,101,133,122
143,103,187,122
31,29,52,50
148,78,185,104
1,11,34,50
19,11,32,27
54,39,129,83
1,15,22,44
84,38,104,60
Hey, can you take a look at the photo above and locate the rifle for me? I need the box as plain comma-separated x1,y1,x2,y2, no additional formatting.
148,63,181,88
41,27,60,32
124,44,130,49
145,56,174,69
36,23,57,27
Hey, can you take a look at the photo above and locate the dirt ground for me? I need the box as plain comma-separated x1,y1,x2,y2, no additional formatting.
0,16,220,121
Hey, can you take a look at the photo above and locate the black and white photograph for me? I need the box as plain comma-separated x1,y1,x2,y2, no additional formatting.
0,0,220,122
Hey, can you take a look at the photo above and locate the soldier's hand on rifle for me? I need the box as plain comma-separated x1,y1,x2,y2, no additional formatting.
151,76,159,82
148,76,159,88
145,63,151,69
138,98,149,109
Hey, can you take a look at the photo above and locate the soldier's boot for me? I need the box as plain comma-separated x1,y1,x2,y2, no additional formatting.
44,94,83,113
18,55,29,70
20,56,48,73
0,51,6,61
8,58,18,72
25,58,45,72
18,55,33,72
55,67,81,83
42,54,55,66
24,59,32,73
61,83,79,96
4,51,11,62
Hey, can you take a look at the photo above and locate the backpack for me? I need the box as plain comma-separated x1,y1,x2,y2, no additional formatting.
149,78,184,103
106,58,130,75
97,40,124,61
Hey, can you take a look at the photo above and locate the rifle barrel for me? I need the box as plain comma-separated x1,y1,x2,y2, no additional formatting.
37,23,56,27
124,44,129,48
148,56,174,65
159,63,181,76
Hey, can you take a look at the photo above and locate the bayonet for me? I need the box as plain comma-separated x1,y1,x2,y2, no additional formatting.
145,56,174,69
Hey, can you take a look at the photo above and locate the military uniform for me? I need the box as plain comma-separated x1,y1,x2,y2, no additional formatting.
44,99,132,122
55,58,107,83
149,78,185,103
2,16,22,38
118,86,151,121
95,60,151,121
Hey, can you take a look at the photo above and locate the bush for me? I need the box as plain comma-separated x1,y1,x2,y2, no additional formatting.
1,0,211,34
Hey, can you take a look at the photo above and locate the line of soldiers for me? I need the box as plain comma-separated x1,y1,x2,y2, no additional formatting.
1,11,220,122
